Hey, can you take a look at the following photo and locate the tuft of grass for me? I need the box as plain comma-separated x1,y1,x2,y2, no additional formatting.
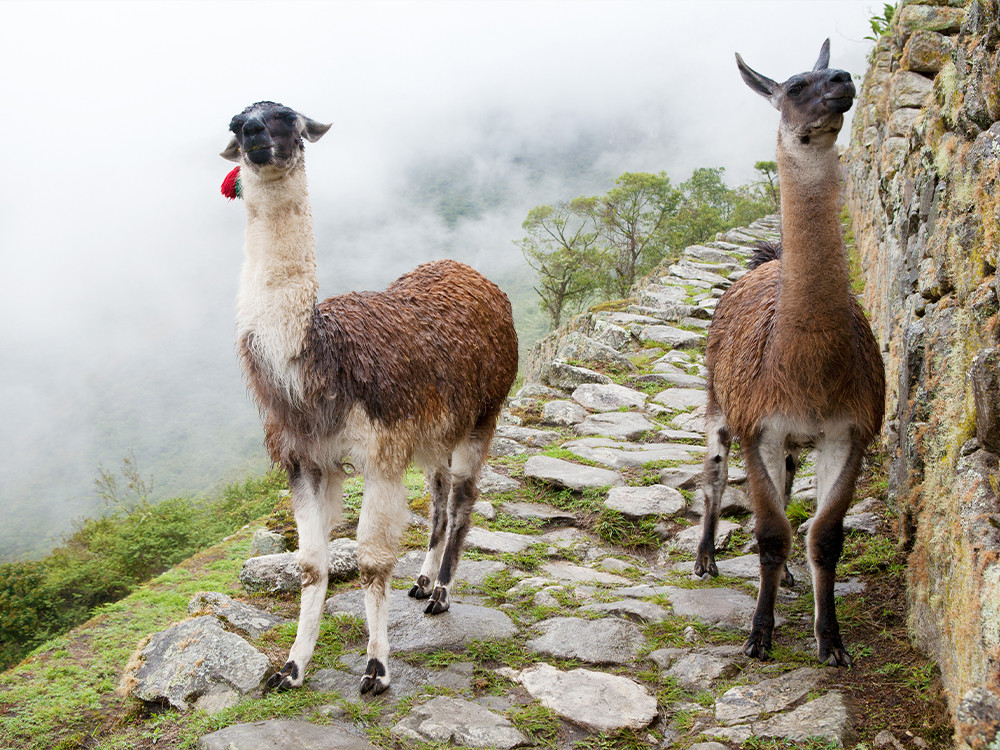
507,701,561,747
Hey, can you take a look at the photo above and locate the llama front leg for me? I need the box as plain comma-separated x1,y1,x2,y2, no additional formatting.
809,428,865,666
267,465,339,690
357,474,408,694
781,449,801,587
695,409,731,577
410,467,451,600
425,438,484,615
743,432,791,660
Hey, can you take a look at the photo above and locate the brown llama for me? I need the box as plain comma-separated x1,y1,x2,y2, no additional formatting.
694,42,885,666
221,101,518,694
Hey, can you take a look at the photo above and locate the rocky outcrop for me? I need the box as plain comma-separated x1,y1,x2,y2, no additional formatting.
846,1,1000,743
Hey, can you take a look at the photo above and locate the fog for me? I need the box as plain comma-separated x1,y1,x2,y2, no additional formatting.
0,0,877,558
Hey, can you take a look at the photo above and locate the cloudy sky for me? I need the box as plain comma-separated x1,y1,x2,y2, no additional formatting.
0,0,879,552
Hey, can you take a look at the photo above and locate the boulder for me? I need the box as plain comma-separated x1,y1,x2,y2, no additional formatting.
714,667,826,725
128,616,269,712
540,399,589,426
240,538,359,593
543,362,612,391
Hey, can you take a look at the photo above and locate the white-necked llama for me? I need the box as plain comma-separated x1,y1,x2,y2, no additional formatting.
694,42,885,666
221,101,518,694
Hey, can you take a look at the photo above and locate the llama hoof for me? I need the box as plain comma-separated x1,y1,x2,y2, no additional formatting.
693,556,718,578
781,563,795,588
742,633,772,661
409,575,432,599
819,642,853,668
359,658,389,695
265,660,301,691
424,586,450,615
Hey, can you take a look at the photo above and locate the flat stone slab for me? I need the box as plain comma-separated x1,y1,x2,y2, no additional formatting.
499,663,658,733
571,383,647,412
543,362,612,390
672,519,743,554
689,486,751,517
130,616,269,712
662,586,786,631
310,655,475,704
465,527,539,555
578,598,671,623
325,588,517,652
654,387,708,410
499,501,576,525
605,485,686,518
753,691,856,746
561,438,696,470
658,646,743,690
673,554,760,579
187,592,285,638
541,560,631,586
670,407,706,433
197,720,376,750
392,550,507,589
391,696,528,749
639,325,705,350
495,425,561,448
540,399,589,426
575,411,657,440
714,667,826,725
527,617,645,664
479,466,522,494
523,455,624,490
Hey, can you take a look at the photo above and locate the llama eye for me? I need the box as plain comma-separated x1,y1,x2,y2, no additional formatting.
788,84,804,97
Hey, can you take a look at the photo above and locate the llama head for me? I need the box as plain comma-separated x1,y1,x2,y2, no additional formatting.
736,40,855,147
221,101,331,177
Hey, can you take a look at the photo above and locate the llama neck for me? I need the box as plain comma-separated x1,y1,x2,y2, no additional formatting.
236,164,320,385
774,133,852,329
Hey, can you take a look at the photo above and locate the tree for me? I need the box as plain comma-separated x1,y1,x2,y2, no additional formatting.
516,200,602,329
591,172,679,298
754,160,780,209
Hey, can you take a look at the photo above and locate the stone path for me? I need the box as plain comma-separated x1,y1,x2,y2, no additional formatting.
132,215,888,748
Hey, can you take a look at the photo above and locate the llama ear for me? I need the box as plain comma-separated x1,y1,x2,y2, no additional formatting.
813,38,831,71
221,137,241,162
300,117,332,143
736,53,780,107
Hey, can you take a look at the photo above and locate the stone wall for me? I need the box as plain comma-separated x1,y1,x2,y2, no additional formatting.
845,1,1000,745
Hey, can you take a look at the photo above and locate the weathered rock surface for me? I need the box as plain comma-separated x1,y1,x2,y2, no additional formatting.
527,616,645,664
714,668,826,725
571,382,647,412
391,696,528,749
187,592,284,638
499,663,658,733
523,455,624,490
240,538,359,594
604,484,685,518
129,616,269,712
325,588,517,651
575,411,657,440
197,720,376,750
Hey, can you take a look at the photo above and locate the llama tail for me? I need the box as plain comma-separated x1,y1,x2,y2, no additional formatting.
747,239,782,270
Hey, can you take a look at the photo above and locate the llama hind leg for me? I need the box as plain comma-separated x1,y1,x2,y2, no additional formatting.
410,467,451,600
426,437,484,615
743,431,792,660
781,449,801,587
695,410,730,577
809,427,864,667
357,474,408,694
268,465,340,690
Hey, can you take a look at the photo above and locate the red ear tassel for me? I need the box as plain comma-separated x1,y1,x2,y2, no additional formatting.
221,166,242,200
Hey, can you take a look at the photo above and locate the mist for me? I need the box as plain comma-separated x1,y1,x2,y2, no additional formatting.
0,0,876,558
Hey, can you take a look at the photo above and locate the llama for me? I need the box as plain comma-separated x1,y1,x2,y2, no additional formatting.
694,42,885,666
220,101,518,694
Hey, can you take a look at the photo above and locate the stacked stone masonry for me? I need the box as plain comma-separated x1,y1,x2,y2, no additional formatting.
845,0,1000,745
